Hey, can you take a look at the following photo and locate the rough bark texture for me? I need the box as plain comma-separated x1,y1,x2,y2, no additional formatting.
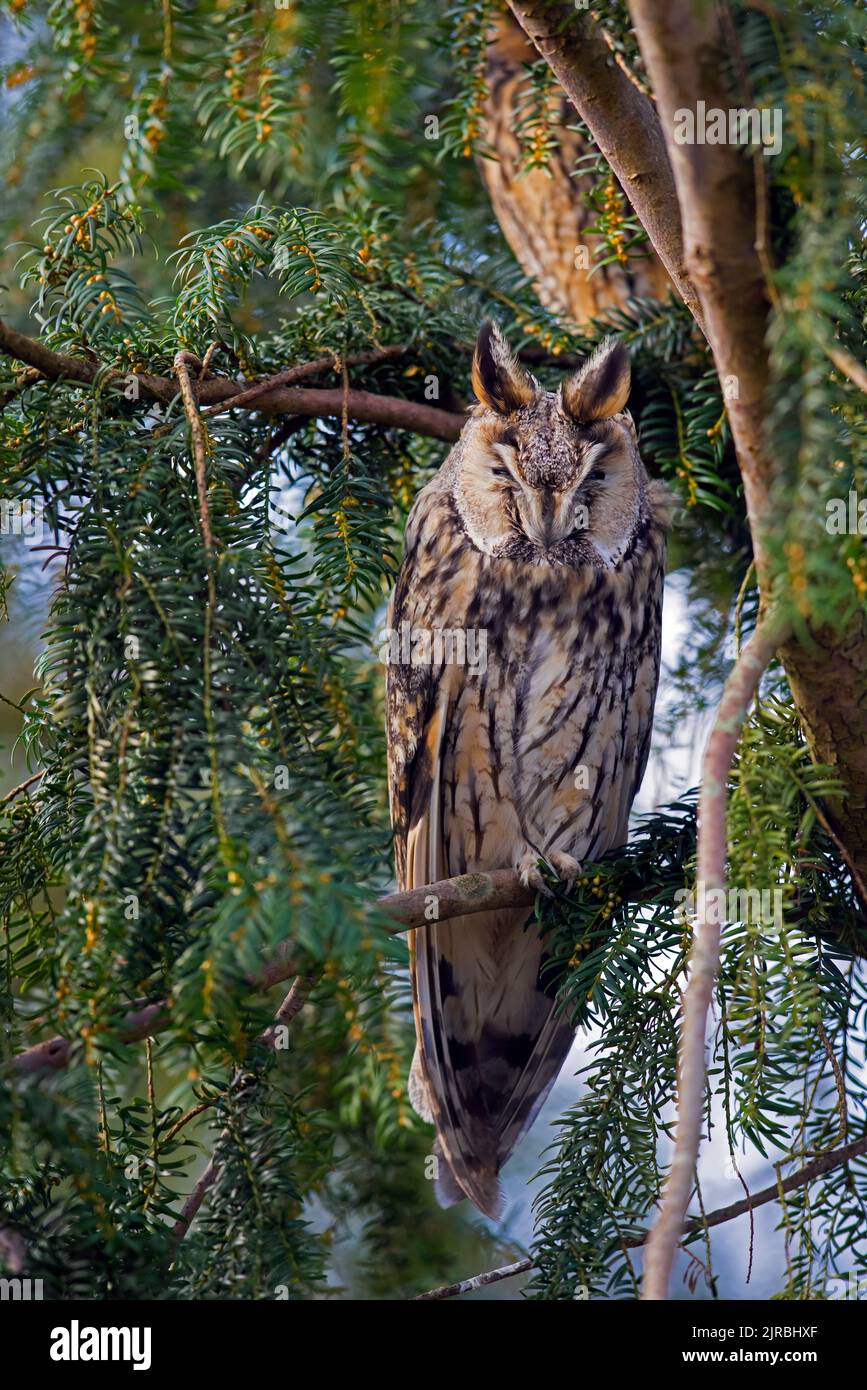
481,12,671,324
505,0,704,330
783,615,867,891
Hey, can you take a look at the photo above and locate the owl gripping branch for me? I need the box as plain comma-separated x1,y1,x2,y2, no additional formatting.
387,322,670,1216
9,868,535,1077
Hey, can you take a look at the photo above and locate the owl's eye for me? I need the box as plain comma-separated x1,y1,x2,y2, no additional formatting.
491,466,512,479
588,469,606,482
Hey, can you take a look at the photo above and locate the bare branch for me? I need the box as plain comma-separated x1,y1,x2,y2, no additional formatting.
9,853,866,1081
0,319,465,443
173,350,214,554
416,1129,867,1299
259,973,313,1053
11,1000,170,1076
416,1258,532,1300
642,611,790,1300
9,871,533,1077
163,1098,221,1145
379,868,535,931
197,345,411,417
171,1156,219,1241
0,318,96,387
1,770,44,805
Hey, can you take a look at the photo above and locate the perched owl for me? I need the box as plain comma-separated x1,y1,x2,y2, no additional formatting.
386,323,669,1217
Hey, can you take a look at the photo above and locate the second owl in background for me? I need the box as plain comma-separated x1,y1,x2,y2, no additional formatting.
386,323,670,1216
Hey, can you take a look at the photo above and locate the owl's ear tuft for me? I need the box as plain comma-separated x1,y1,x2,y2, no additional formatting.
472,320,536,414
561,338,631,423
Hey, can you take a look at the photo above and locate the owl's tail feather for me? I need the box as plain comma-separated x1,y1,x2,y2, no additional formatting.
410,909,574,1219
412,1051,502,1213
432,1138,503,1219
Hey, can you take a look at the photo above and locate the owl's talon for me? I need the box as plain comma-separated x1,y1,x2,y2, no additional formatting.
548,851,582,890
516,851,554,897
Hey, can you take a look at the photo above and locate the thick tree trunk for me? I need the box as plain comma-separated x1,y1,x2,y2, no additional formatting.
627,0,773,569
504,0,704,327
783,618,867,897
481,13,671,325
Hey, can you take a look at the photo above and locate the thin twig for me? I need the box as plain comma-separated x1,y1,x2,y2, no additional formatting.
198,345,409,418
253,416,307,465
173,350,213,554
416,1258,532,1300
163,1098,221,1145
198,342,222,382
1,770,44,804
171,1156,218,1240
417,1129,867,1299
641,610,790,1300
259,973,313,1051
817,1021,848,1146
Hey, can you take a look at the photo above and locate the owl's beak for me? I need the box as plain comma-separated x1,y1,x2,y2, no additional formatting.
518,491,574,550
535,493,558,549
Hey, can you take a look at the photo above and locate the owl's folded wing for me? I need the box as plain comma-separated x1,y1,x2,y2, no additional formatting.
385,596,441,895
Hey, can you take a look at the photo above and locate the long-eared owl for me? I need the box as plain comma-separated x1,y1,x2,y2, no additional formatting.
386,323,669,1215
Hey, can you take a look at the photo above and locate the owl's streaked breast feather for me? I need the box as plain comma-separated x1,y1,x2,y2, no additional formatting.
386,329,669,1215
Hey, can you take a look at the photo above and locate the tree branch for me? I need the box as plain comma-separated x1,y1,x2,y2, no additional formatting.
505,0,704,330
171,1152,219,1242
0,320,465,443
641,611,790,1300
9,871,534,1077
415,1129,867,1299
259,973,314,1053
416,1258,533,1300
9,850,866,1080
173,350,214,554
0,319,96,386
1,770,44,804
197,345,411,417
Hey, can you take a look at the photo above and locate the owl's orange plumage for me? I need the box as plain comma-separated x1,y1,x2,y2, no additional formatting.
387,325,669,1215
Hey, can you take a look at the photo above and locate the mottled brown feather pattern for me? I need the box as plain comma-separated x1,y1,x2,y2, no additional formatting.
386,327,669,1216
